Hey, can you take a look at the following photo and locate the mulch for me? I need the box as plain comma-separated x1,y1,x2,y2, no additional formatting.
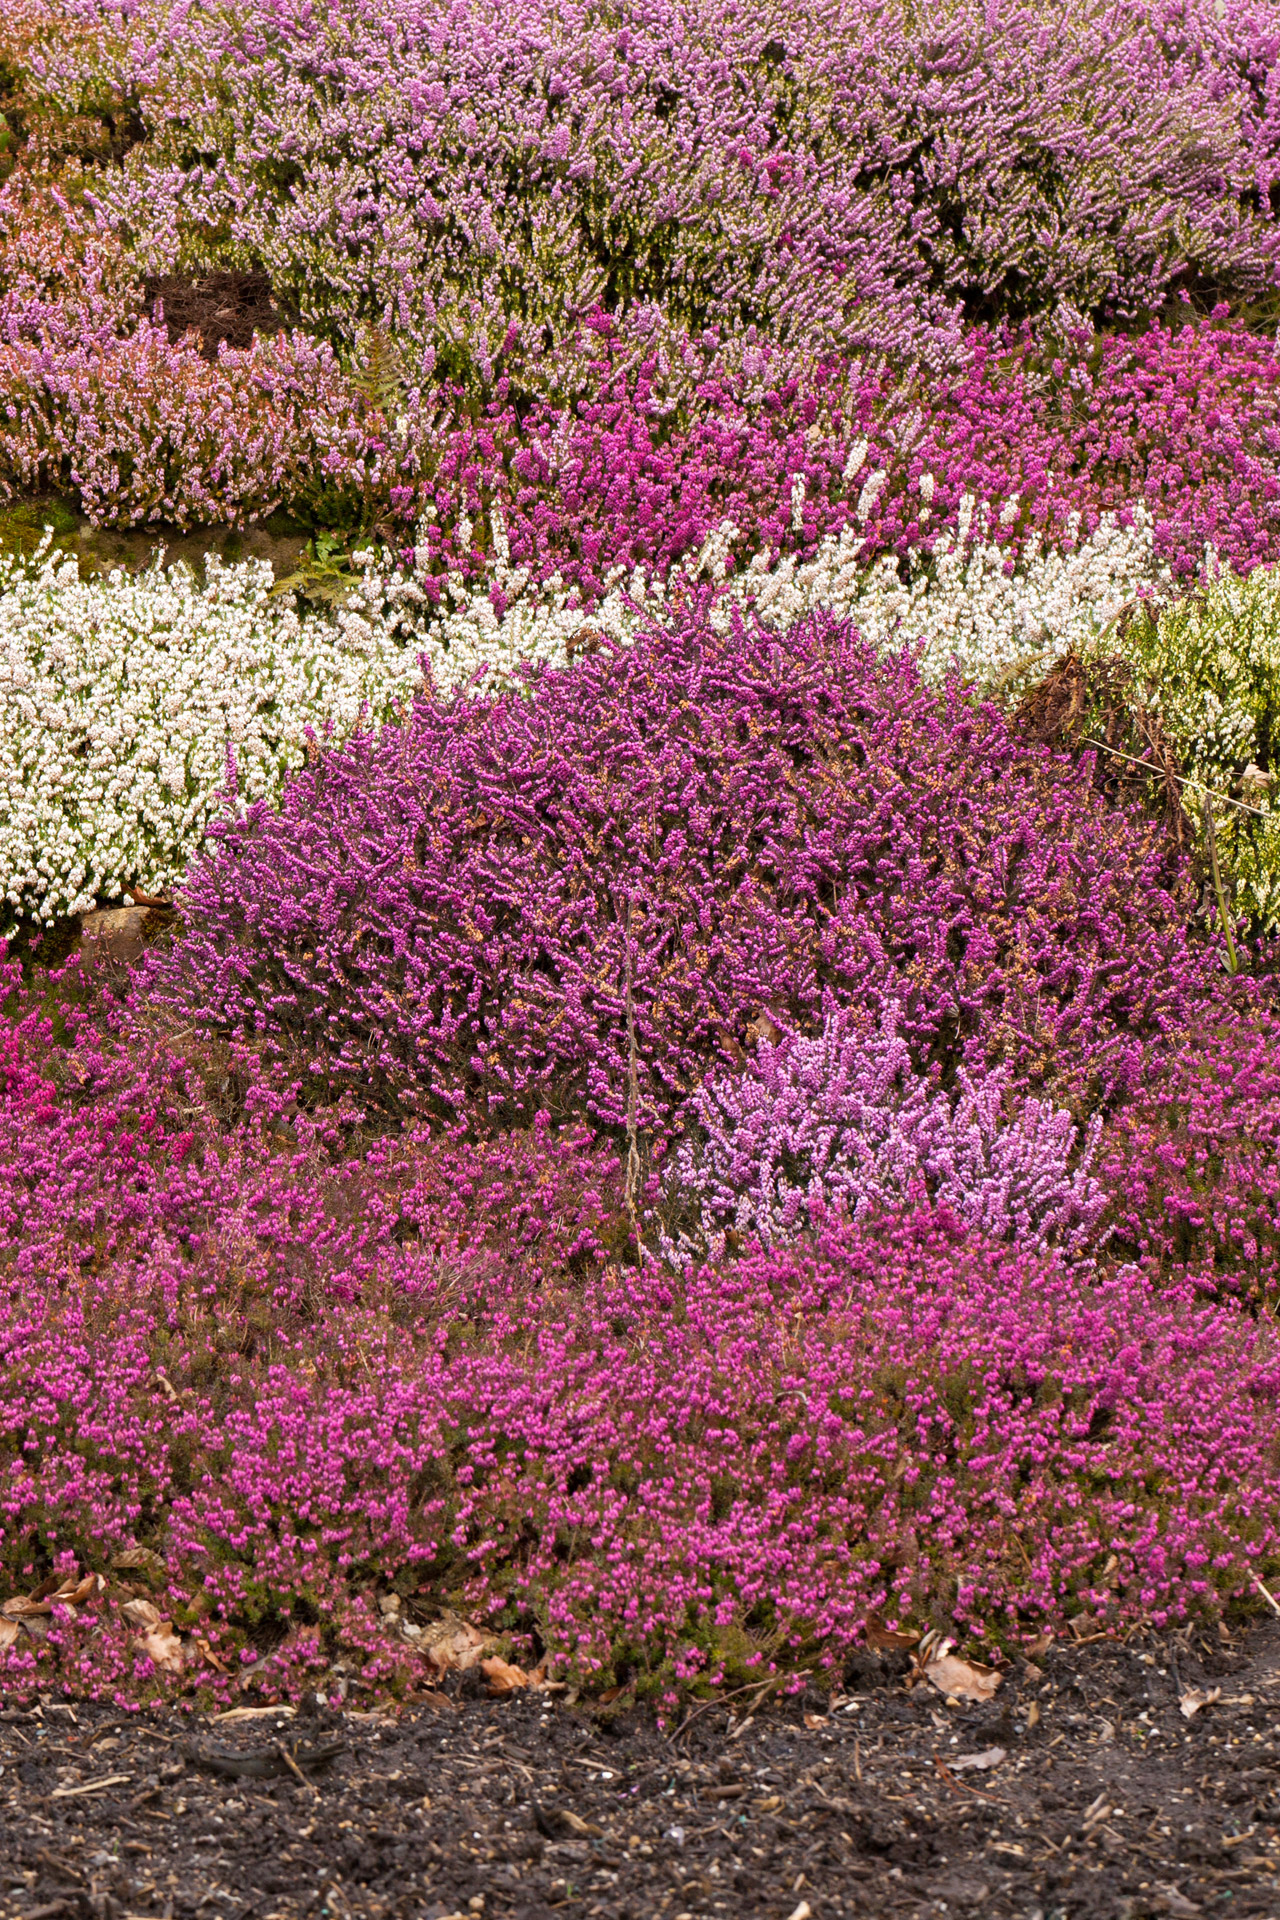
5,1617,1280,1920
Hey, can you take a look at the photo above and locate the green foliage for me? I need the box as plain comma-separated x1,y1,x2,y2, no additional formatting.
269,531,359,608
1098,567,1280,932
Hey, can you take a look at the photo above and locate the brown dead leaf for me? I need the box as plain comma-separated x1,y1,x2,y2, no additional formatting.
59,1573,100,1605
420,1610,489,1676
111,1548,167,1579
1,1594,52,1619
865,1611,920,1652
480,1656,529,1696
1179,1686,1221,1720
20,1614,51,1643
0,1619,20,1651
196,1637,231,1674
121,1598,162,1631
132,1619,183,1674
947,1746,1007,1772
922,1648,1002,1704
1024,1631,1054,1658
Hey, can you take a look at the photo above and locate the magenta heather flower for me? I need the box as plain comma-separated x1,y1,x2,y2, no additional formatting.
669,1006,1106,1258
149,607,1238,1137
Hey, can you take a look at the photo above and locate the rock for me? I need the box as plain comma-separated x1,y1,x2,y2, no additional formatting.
80,905,154,964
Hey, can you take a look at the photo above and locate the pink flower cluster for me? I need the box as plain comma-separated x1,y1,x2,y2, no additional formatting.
2,969,1278,1699
670,1006,1106,1258
151,610,1234,1133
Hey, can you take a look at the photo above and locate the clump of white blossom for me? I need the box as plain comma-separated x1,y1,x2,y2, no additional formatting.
0,541,425,922
0,499,1182,924
394,495,1173,697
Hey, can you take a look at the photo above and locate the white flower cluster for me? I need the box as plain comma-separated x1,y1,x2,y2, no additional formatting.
400,496,1173,696
708,497,1173,685
0,500,1181,925
0,543,425,922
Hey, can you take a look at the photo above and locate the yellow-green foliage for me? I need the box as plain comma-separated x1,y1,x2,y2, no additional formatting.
1103,567,1280,932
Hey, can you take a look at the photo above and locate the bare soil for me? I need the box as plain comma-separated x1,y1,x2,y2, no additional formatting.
4,1617,1280,1919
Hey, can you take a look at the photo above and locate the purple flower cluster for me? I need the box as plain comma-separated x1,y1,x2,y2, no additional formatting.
151,609,1231,1134
669,1007,1105,1258
49,0,1280,362
1,973,1277,1698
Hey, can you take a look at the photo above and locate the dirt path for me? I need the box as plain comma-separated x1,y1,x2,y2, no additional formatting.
4,1617,1280,1919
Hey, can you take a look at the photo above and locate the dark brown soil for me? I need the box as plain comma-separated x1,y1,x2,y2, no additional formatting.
4,1618,1280,1919
142,272,297,360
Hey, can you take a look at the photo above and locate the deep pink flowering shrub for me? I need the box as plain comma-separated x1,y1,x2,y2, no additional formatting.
2,1163,1279,1699
1096,1014,1280,1299
667,1006,1105,1259
151,608,1231,1135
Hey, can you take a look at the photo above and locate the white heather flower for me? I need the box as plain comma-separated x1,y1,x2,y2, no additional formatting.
0,541,424,923
842,437,869,482
790,474,806,532
918,471,935,503
856,469,889,524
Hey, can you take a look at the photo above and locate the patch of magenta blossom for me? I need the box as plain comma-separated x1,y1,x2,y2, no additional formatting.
148,608,1237,1137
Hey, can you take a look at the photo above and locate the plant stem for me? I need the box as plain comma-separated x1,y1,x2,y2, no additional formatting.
1201,789,1239,976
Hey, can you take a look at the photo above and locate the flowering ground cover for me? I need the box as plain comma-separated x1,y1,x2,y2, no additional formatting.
2,0,1280,1763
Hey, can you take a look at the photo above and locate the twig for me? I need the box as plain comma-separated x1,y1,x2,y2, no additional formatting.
1252,1575,1280,1619
1082,738,1267,818
1201,790,1239,976
668,1674,787,1742
275,1740,318,1796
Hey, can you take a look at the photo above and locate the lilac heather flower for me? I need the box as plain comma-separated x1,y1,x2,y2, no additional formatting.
669,1007,1105,1257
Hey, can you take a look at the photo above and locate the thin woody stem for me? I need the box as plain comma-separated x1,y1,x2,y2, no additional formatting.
1201,790,1239,977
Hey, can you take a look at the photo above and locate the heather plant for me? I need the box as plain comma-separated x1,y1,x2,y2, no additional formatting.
151,609,1231,1137
0,539,426,925
1090,566,1280,931
20,0,1280,375
666,1006,1105,1260
3,975,1280,1695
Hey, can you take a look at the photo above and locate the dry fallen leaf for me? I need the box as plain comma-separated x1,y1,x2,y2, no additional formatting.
196,1636,231,1674
1179,1686,1221,1720
213,1704,297,1724
947,1746,1006,1772
480,1655,529,1696
132,1619,184,1674
922,1649,1002,1704
0,1619,20,1651
122,1598,162,1631
55,1572,102,1607
1,1594,52,1619
865,1611,920,1652
111,1547,167,1578
420,1610,489,1676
